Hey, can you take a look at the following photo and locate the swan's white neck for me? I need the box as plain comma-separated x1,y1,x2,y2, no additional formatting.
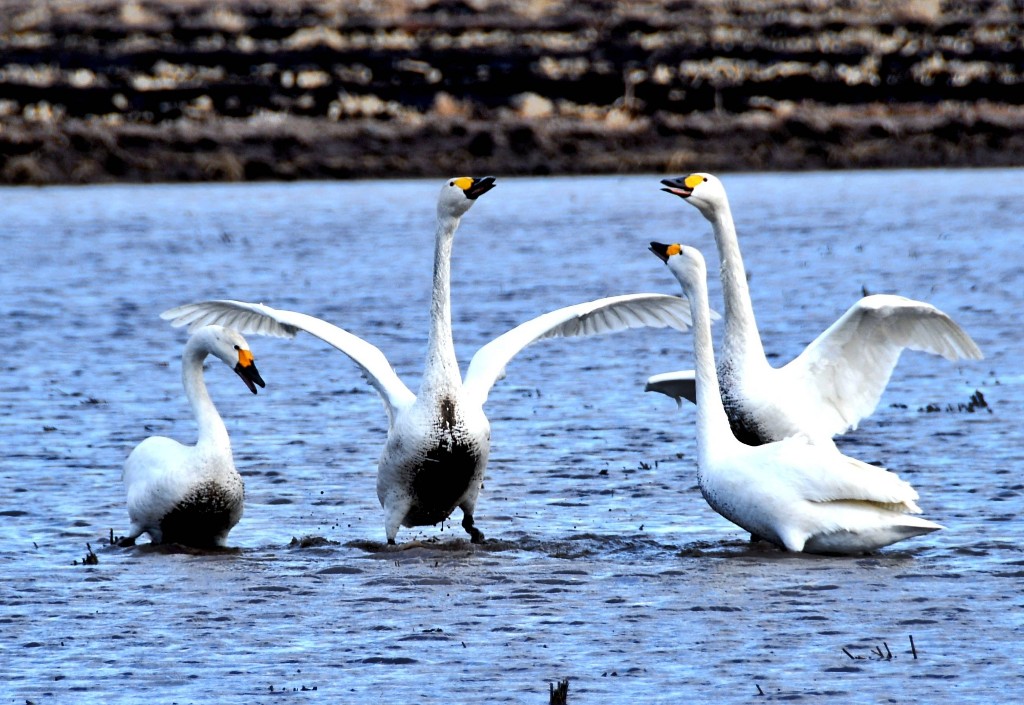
708,200,767,368
685,263,738,458
420,213,462,396
182,337,230,451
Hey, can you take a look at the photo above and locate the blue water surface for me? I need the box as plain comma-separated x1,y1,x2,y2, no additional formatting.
1,169,1021,704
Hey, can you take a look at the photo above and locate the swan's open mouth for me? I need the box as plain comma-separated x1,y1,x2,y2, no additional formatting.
660,177,692,199
649,241,673,263
465,176,497,200
234,362,266,394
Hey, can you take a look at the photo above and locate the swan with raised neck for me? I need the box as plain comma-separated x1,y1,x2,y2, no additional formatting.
650,241,943,555
162,177,698,545
648,172,983,448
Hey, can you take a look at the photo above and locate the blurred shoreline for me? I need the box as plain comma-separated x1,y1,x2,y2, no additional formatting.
1,0,1022,185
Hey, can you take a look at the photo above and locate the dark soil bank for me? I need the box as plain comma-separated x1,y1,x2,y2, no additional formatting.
1,0,1022,184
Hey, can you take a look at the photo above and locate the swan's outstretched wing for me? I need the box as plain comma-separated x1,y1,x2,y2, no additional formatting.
161,300,416,420
644,369,697,405
780,294,983,436
463,293,698,406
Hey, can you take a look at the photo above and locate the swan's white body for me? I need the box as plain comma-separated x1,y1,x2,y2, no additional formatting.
120,325,266,547
163,177,695,544
647,173,983,447
651,242,942,554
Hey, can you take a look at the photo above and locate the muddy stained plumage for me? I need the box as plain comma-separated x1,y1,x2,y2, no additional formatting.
718,363,774,447
404,398,483,528
157,479,244,547
2,173,1020,703
405,440,481,527
724,406,771,447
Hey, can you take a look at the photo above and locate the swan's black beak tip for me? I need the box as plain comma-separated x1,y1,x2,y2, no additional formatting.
466,176,497,200
235,363,266,395
649,241,671,263
660,177,691,199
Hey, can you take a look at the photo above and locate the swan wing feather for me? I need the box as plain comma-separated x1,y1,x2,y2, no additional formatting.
770,437,923,513
780,294,983,436
644,369,697,405
463,293,696,406
161,300,416,417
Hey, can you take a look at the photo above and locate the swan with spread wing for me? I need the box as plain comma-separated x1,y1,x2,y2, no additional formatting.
650,242,942,554
163,177,695,545
647,173,982,448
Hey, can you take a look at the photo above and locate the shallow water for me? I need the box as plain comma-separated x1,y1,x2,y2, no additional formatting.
1,170,1022,703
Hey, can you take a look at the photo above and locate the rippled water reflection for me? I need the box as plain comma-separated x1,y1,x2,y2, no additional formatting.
2,170,1021,703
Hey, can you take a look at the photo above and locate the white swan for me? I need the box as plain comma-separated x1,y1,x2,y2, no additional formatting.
647,173,983,447
650,242,943,554
118,325,266,548
162,176,695,545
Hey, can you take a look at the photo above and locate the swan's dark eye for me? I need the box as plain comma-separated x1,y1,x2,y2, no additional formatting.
703,177,708,182
449,180,454,186
233,344,240,350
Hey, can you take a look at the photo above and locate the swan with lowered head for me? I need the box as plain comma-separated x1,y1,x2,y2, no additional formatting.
650,242,942,554
647,173,983,447
118,325,266,548
162,176,696,545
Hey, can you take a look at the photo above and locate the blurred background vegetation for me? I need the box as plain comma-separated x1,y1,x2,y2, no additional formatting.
1,0,1021,183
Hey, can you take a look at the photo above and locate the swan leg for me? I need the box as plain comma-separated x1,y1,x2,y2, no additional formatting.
384,505,406,546
379,482,414,546
460,504,484,544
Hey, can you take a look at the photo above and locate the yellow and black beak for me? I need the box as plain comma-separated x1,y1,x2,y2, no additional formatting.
649,241,681,263
462,175,496,200
233,349,266,395
660,174,702,199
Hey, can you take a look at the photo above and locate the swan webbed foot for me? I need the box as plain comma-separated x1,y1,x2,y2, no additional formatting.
462,515,485,544
115,533,139,547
